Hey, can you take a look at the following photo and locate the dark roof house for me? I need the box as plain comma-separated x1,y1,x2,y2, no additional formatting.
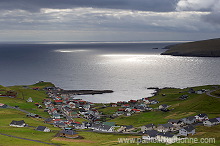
36,126,51,132
9,120,26,127
179,125,195,136
60,130,79,138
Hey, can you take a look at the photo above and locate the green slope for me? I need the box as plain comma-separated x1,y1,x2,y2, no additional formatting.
161,38,220,57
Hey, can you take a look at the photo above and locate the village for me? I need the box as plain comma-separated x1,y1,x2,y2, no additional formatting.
2,83,219,144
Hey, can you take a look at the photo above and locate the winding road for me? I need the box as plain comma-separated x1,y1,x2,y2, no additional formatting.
206,88,220,98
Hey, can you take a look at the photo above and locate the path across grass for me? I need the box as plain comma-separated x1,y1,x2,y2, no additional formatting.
0,133,59,146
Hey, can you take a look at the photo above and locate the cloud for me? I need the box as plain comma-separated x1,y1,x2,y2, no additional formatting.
176,0,216,11
0,8,210,32
0,0,219,41
0,0,177,12
176,0,220,25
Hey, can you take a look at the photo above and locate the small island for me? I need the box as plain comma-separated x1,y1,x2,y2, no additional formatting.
161,38,220,57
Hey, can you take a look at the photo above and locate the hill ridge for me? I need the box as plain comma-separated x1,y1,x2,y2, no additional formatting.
161,38,220,57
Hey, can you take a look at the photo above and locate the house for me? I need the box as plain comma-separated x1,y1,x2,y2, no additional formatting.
168,119,183,127
82,121,91,128
35,126,50,132
156,132,178,144
125,108,132,112
123,125,135,132
196,89,206,94
111,103,117,107
179,125,195,136
68,102,76,108
179,95,188,100
195,113,209,122
181,116,196,125
9,120,26,127
203,118,220,127
54,122,67,128
141,124,156,132
27,97,33,102
142,97,150,102
125,112,131,116
27,113,40,118
70,111,79,118
132,109,141,113
44,118,54,124
157,123,174,132
54,100,63,105
188,88,195,93
91,124,101,131
59,130,79,138
150,99,159,104
103,122,115,127
121,104,130,108
99,125,114,132
128,100,137,104
142,130,158,140
115,111,124,116
74,124,84,129
51,113,61,119
0,103,7,108
158,104,169,110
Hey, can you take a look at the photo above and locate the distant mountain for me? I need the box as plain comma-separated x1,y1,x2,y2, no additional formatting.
161,38,220,57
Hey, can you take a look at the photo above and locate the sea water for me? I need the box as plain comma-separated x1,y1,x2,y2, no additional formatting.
0,42,220,102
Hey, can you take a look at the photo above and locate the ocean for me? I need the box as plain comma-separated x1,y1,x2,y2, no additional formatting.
1,42,220,103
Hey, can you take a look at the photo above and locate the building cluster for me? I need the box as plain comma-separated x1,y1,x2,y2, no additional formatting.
141,113,220,144
5,85,220,142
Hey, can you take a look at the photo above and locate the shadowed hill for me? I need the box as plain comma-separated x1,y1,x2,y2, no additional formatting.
161,38,220,57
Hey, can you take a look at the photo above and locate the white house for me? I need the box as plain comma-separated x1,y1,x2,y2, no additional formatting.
99,125,114,132
27,97,33,102
141,124,156,132
142,130,158,141
9,120,26,127
158,104,170,110
179,125,195,136
36,126,51,132
203,118,219,127
150,99,159,104
195,113,209,122
156,132,178,144
168,119,183,127
157,123,174,132
181,116,196,125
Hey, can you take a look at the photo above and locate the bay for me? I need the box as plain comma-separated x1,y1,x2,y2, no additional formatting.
0,42,220,103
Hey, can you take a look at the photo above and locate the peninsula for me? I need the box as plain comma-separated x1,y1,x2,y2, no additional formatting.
161,38,220,57
0,82,220,145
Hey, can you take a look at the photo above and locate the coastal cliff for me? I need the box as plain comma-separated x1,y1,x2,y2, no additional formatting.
161,38,220,57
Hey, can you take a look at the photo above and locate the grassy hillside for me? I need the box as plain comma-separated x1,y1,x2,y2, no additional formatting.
161,38,220,57
110,85,220,126
0,83,220,145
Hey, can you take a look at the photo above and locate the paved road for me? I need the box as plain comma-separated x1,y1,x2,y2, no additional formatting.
206,89,220,98
0,133,59,146
7,106,46,119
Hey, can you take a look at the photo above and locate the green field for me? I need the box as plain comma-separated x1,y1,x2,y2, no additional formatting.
0,83,220,145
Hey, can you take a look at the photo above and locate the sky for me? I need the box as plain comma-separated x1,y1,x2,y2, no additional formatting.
0,0,220,42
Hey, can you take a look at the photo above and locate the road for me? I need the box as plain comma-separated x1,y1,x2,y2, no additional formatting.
206,89,220,98
0,133,59,146
7,106,47,119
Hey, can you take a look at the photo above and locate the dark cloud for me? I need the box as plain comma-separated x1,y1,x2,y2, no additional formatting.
203,12,220,25
0,0,178,12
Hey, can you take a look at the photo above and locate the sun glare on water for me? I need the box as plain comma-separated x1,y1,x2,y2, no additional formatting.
55,49,88,53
